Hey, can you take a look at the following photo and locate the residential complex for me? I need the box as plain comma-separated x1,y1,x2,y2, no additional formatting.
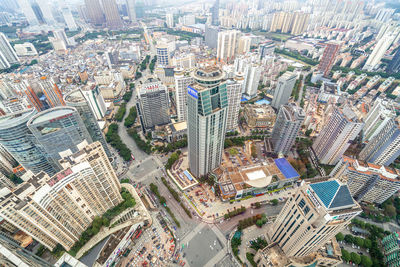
271,72,297,110
174,69,194,122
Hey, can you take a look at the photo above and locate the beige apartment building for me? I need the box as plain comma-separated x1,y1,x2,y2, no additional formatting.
0,141,122,251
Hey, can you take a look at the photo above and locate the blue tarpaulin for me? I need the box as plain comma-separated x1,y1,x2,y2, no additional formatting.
183,170,193,181
274,158,299,179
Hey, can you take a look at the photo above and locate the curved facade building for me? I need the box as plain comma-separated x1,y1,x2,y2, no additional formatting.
27,107,92,163
64,89,110,156
0,109,58,175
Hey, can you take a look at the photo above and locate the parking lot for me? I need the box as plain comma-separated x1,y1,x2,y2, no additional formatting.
119,213,175,267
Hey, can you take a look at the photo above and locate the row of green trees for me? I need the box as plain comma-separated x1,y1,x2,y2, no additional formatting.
124,107,137,127
238,214,267,230
115,103,127,122
122,91,133,102
161,177,192,218
106,123,132,161
69,189,135,256
127,128,152,154
149,183,181,227
149,56,157,73
153,138,187,153
274,48,319,66
224,206,246,219
341,249,373,267
224,135,266,148
165,151,180,169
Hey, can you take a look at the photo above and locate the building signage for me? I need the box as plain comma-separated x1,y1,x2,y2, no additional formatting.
188,86,198,99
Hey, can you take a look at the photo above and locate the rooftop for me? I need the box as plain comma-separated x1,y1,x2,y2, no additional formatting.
29,107,76,125
309,180,355,209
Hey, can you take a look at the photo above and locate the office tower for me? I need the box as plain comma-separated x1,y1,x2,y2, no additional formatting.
0,145,15,175
61,7,78,31
17,0,39,25
259,40,275,60
174,69,194,122
242,63,262,99
318,41,341,77
271,72,297,110
27,106,93,163
187,66,228,177
31,3,45,24
226,74,243,130
0,141,122,251
217,30,239,63
362,98,395,142
126,0,136,23
0,109,58,175
0,233,53,267
237,36,251,55
332,156,400,204
211,0,219,26
0,33,19,70
85,0,105,25
166,13,174,28
101,0,123,29
36,0,55,24
205,24,219,49
64,89,111,157
24,82,44,112
269,180,361,257
363,32,397,71
136,79,170,132
271,103,305,155
312,106,363,165
375,8,395,23
38,76,65,107
156,43,169,66
359,119,400,166
387,47,400,74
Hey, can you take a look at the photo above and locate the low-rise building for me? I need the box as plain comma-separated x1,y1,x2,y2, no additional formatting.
244,104,276,129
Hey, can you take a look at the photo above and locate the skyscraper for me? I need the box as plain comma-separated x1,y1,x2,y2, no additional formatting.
362,98,395,142
226,73,243,131
363,32,397,71
271,103,305,155
85,0,105,25
166,13,174,28
64,89,111,157
332,156,400,204
217,30,240,63
211,0,219,26
136,79,170,132
242,63,262,99
174,69,194,122
38,76,65,108
0,109,58,175
24,82,44,112
101,0,123,29
61,7,78,31
269,180,361,257
187,66,228,177
271,72,297,110
126,0,136,23
156,43,170,66
387,47,400,74
318,41,341,77
36,0,55,24
205,24,219,49
0,141,122,251
312,106,364,165
27,106,93,163
359,119,400,166
237,36,251,55
0,33,19,69
17,0,39,25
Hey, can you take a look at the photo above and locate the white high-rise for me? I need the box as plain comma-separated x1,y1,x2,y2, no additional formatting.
271,103,305,155
312,106,364,165
61,7,78,31
36,0,56,24
362,98,395,142
17,0,39,25
237,36,251,55
166,13,174,28
226,73,244,130
242,63,262,99
363,32,398,71
0,33,19,70
217,30,240,63
271,72,297,110
126,0,136,23
174,69,194,122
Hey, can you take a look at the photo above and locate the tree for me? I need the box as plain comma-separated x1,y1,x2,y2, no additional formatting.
335,232,344,242
270,199,278,206
256,219,263,227
384,205,396,217
341,249,350,262
344,234,354,244
305,129,312,136
355,237,364,247
363,239,372,249
361,255,373,267
350,252,361,265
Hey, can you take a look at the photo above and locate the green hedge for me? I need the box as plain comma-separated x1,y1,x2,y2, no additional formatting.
127,128,152,154
124,107,137,128
115,103,127,122
106,123,131,161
